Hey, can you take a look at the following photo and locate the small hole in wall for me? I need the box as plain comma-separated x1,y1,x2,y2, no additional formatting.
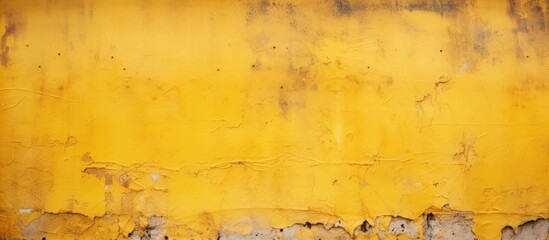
111,56,114,59
280,86,283,89
401,224,404,228
440,49,442,52
123,68,126,71
42,237,46,240
280,229,283,232
38,65,41,68
305,222,311,228
58,53,61,56
367,66,370,69
273,46,276,49
128,232,132,237
217,68,220,71
526,55,529,58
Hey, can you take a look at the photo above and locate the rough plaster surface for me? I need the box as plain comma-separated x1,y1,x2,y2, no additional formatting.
14,212,549,239
1,0,548,239
423,213,475,240
501,218,549,240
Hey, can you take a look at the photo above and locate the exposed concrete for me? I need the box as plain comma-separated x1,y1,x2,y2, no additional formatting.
219,214,472,240
218,222,352,240
19,213,548,239
129,216,167,240
424,213,475,240
388,216,419,238
501,218,549,240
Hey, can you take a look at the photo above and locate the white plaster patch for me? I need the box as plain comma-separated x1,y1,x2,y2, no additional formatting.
151,173,160,181
18,208,32,214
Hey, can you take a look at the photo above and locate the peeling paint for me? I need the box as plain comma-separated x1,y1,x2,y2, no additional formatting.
0,0,548,239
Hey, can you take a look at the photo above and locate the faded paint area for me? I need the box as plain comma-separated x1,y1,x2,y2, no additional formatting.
0,0,548,239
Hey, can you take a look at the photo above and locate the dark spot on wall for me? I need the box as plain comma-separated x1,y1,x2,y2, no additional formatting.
360,220,372,233
386,77,393,85
251,60,262,71
426,213,435,223
57,52,61,56
334,0,352,16
81,152,93,162
305,222,312,228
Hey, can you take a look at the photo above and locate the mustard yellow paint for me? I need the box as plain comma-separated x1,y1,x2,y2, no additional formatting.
0,0,548,239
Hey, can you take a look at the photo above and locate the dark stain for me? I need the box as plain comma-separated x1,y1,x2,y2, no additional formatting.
246,0,272,24
334,0,352,16
278,94,289,117
259,0,270,13
508,0,546,33
405,0,463,16
0,19,16,67
286,3,296,15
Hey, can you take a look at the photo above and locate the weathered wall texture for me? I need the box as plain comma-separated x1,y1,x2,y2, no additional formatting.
0,0,548,239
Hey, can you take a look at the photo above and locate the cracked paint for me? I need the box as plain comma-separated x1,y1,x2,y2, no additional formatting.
0,0,548,239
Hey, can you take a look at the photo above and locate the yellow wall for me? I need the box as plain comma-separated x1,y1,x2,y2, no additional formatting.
0,0,547,239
